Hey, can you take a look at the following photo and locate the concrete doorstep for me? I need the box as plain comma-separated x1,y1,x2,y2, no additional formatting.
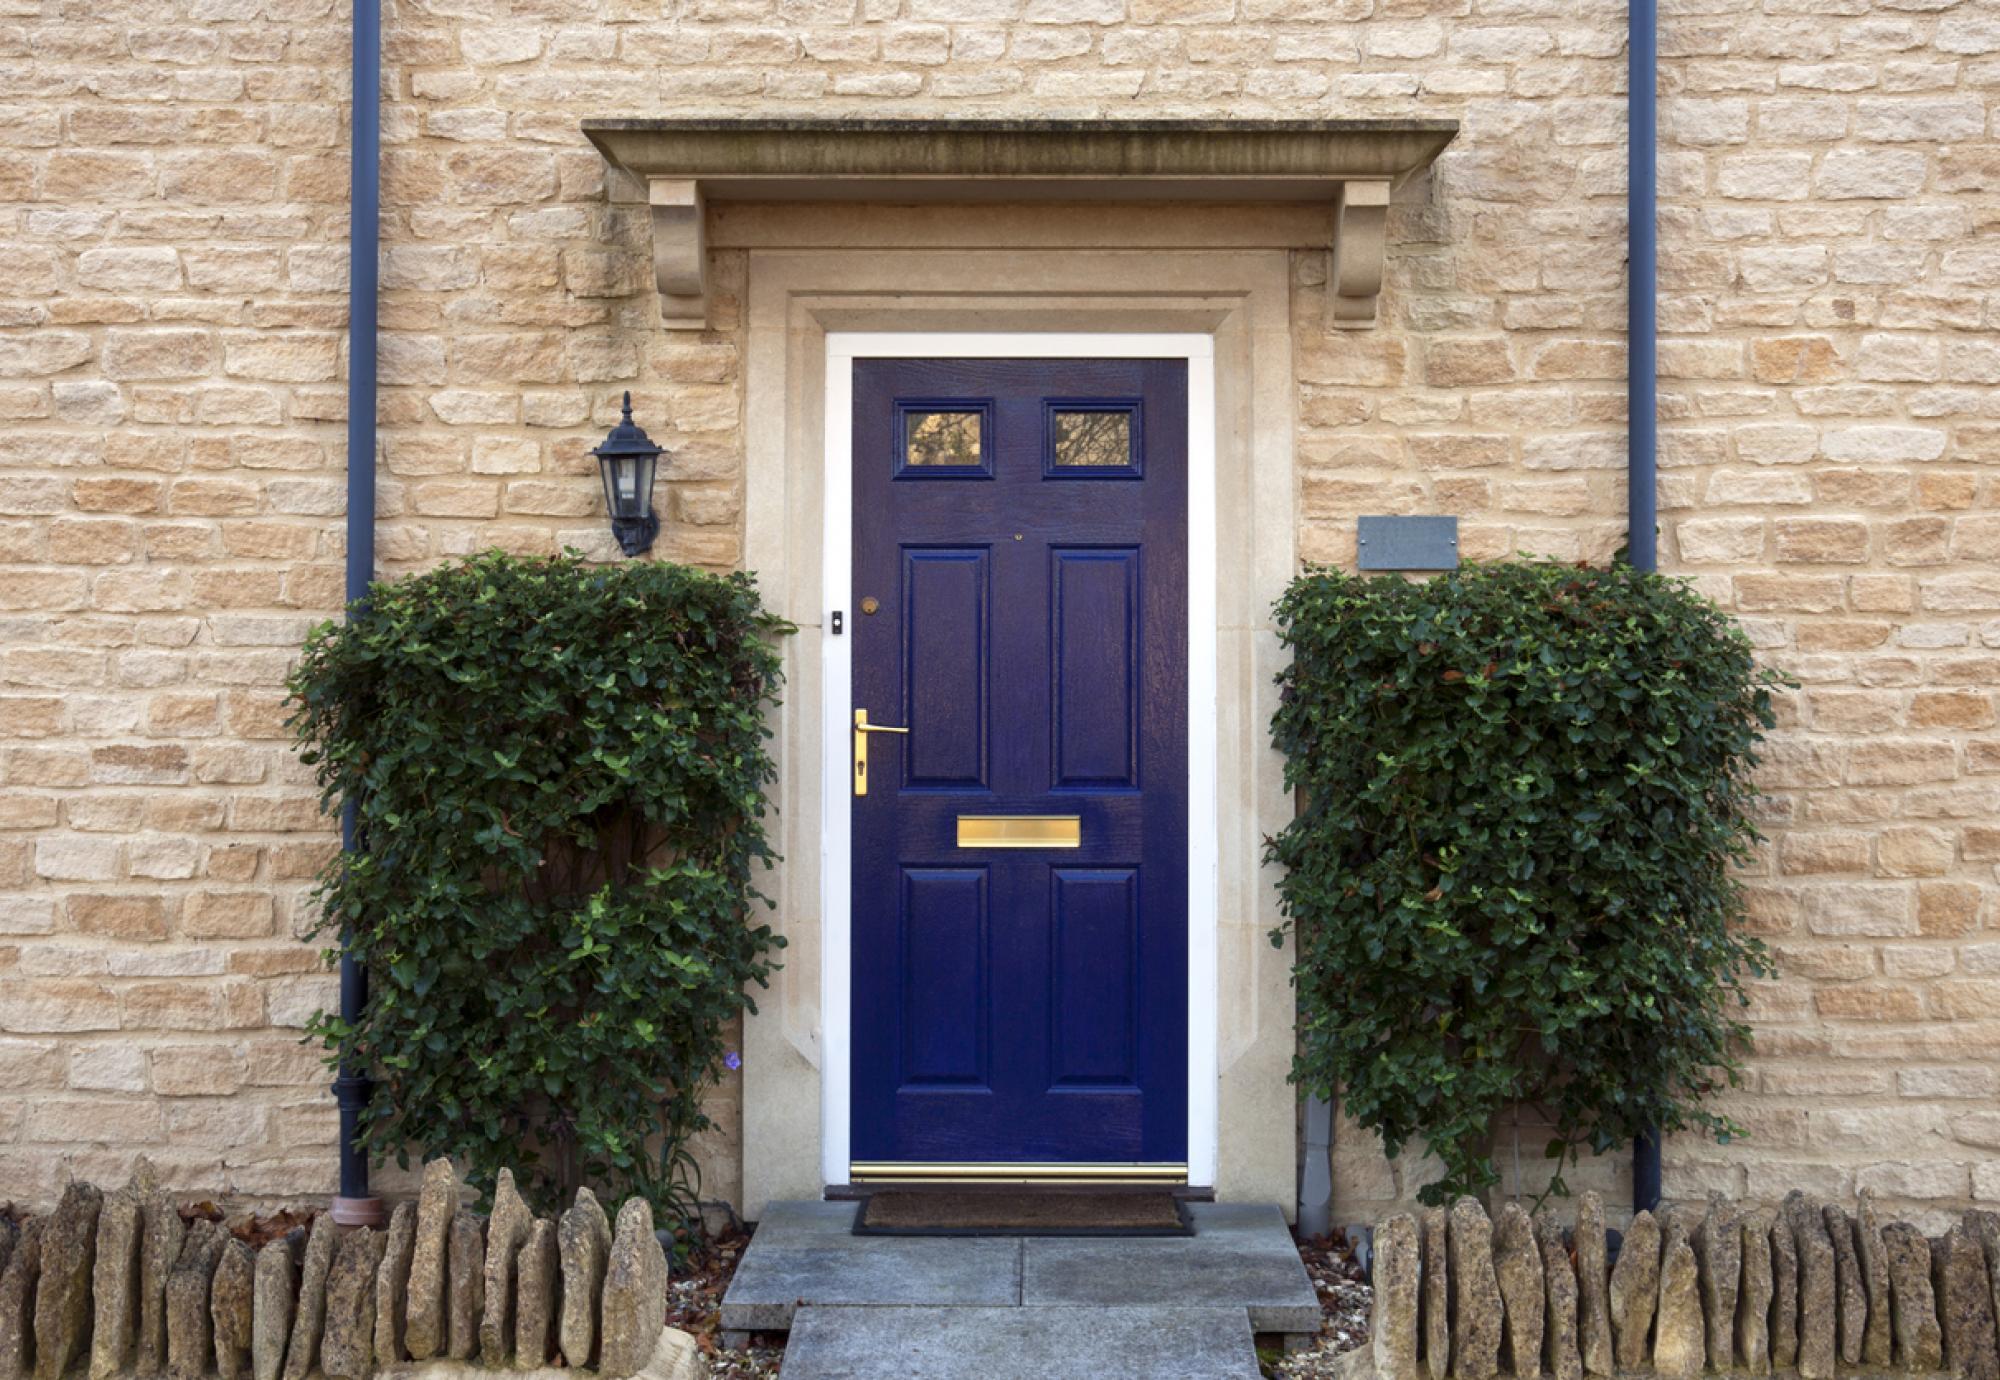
719,1201,1320,1377
778,1304,1262,1380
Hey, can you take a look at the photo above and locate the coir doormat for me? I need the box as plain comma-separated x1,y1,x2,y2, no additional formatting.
852,1190,1193,1237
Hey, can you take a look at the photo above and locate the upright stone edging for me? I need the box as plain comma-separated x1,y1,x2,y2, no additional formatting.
1574,1193,1612,1379
90,1175,145,1380
0,1219,46,1380
1536,1210,1581,1380
403,1159,458,1363
1361,1193,1994,1380
1933,1223,2000,1380
210,1236,256,1380
1419,1206,1450,1380
1607,1208,1659,1371
1653,1218,1703,1380
34,1180,103,1380
1770,1205,1801,1371
513,1219,560,1370
598,1199,668,1380
1492,1204,1543,1380
138,1181,186,1377
280,1212,336,1380
1737,1207,1775,1375
1371,1214,1418,1380
558,1188,614,1371
479,1171,533,1367
444,1211,485,1362
1883,1219,1945,1371
0,1155,708,1380
252,1230,301,1380
374,1203,417,1370
1692,1196,1739,1375
321,1226,384,1380
166,1220,225,1380
1854,1194,1894,1369
1786,1191,1838,1380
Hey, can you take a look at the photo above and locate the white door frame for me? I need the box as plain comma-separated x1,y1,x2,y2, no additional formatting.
819,330,1219,1188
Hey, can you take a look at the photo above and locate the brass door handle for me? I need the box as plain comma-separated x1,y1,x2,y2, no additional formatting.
853,708,908,796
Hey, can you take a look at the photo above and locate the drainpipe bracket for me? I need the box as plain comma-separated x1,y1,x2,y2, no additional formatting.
649,177,708,331
1329,178,1391,329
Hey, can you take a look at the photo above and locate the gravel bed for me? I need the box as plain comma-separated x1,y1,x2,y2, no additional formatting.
1267,1228,1373,1380
666,1227,784,1379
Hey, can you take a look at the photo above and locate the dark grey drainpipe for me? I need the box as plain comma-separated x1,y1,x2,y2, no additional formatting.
330,0,382,1229
1629,0,1664,1217
1309,0,1666,1228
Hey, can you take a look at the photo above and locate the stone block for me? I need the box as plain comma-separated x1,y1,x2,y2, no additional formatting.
1421,1206,1450,1380
1573,1193,1611,1378
1738,1208,1775,1375
1534,1212,1580,1380
89,1182,143,1380
33,1181,101,1380
1653,1221,1703,1380
599,1199,667,1380
252,1231,300,1380
210,1236,255,1380
1932,1223,1999,1380
1608,1209,1660,1372
404,1158,458,1361
279,1213,335,1380
321,1226,382,1380
480,1169,533,1365
0,1220,45,1380
138,1182,186,1374
1446,1198,1502,1380
1372,1213,1419,1380
166,1221,224,1380
513,1219,558,1370
558,1188,613,1369
1881,1221,1943,1370
446,1212,485,1361
373,1202,416,1368
1492,1204,1542,1379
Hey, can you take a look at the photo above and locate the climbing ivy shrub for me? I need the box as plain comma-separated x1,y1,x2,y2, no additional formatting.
1269,560,1782,1204
290,551,790,1222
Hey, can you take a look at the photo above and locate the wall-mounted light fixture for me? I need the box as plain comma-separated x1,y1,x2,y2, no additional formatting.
591,392,662,557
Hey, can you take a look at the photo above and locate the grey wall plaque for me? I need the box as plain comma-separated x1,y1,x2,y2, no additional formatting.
1357,515,1459,570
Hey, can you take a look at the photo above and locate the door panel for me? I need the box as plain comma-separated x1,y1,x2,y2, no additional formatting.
898,867,989,1088
1049,867,1141,1088
850,357,1188,1169
901,548,989,789
1051,547,1141,790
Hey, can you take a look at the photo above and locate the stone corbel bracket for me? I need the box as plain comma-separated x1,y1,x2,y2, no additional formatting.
648,179,706,331
583,119,1459,333
1330,180,1391,329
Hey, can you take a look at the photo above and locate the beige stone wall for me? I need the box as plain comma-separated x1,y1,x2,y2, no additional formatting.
1,0,1994,1221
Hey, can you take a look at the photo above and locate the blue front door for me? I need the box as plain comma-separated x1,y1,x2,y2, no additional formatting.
850,357,1189,1170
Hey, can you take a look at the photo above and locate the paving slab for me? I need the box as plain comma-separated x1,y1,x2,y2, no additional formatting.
723,1200,1321,1341
778,1305,1262,1380
1022,1203,1321,1333
720,1204,1021,1331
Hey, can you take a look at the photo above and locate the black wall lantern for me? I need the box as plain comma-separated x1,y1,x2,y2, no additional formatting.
592,391,662,557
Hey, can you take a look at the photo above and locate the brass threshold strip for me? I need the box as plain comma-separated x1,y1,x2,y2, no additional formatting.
849,1161,1189,1185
